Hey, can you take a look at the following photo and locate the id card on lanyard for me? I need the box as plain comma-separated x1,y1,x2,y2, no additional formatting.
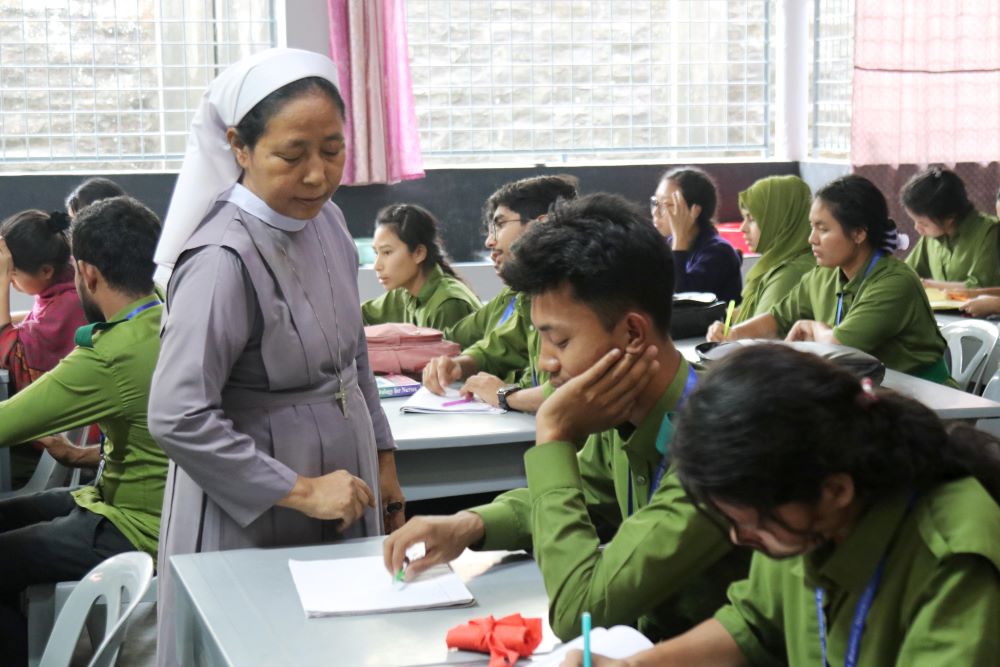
626,363,698,516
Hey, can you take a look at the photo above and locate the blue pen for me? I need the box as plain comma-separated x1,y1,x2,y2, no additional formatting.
581,611,592,667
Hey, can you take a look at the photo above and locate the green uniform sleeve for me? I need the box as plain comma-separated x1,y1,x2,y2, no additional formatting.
423,298,480,333
361,290,406,326
0,346,121,446
713,554,788,667
525,441,735,640
833,270,913,352
904,237,931,279
755,257,814,319
463,303,530,378
896,554,1000,666
467,487,534,552
445,305,493,348
962,222,1000,289
770,271,816,335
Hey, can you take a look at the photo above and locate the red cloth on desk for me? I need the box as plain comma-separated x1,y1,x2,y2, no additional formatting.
446,613,543,666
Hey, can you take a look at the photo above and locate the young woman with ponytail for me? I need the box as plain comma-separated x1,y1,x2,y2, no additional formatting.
362,203,482,331
708,174,950,383
562,344,1000,667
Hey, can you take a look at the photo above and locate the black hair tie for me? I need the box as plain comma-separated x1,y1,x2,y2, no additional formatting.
47,210,72,232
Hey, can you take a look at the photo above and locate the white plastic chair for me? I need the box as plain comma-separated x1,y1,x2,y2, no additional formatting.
977,369,1000,437
0,428,88,501
941,320,1000,393
36,551,154,667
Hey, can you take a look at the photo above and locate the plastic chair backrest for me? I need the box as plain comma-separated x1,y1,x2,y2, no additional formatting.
941,320,1000,393
39,551,154,667
983,369,1000,403
0,427,89,500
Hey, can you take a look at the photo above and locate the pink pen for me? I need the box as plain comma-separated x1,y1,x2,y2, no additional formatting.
441,396,474,407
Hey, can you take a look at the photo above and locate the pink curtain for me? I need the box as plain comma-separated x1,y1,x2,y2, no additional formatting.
327,0,424,185
851,1,1000,167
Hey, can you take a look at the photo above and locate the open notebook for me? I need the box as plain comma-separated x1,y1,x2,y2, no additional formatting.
288,556,475,617
400,387,505,414
529,625,653,665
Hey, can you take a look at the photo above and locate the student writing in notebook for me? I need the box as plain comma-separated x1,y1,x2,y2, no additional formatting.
903,167,1000,290
361,204,481,331
423,174,579,413
386,193,748,642
562,345,1000,667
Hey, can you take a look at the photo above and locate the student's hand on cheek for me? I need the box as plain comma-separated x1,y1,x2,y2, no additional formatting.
535,346,659,446
460,372,504,408
0,238,12,285
668,191,698,250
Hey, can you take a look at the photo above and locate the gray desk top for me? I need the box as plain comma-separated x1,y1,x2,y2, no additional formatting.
171,537,556,667
382,397,537,450
674,337,1000,420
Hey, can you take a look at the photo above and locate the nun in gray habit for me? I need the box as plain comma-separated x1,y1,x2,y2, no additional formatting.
148,48,404,666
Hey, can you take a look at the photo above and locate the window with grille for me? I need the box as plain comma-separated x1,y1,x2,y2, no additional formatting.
406,0,774,166
0,0,275,172
809,0,853,159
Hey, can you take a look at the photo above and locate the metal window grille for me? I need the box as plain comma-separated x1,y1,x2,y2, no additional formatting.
810,0,853,159
406,0,773,166
0,0,275,172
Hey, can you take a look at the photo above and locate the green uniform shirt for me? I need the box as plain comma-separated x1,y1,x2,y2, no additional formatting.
716,477,1000,667
905,210,1000,288
361,264,482,331
770,253,947,376
0,295,167,557
469,358,747,640
463,291,546,388
736,253,817,324
443,286,518,349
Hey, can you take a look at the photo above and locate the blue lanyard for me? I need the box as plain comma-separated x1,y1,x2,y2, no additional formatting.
835,252,882,326
123,299,160,321
815,560,885,667
627,363,698,516
814,493,916,667
498,295,517,325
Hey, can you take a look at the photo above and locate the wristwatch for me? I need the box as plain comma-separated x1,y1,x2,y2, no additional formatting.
496,384,523,411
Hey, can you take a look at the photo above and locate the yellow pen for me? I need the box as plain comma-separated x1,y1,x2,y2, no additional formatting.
723,299,736,337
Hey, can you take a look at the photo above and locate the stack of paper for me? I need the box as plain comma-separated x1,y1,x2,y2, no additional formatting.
925,287,969,311
400,387,505,414
529,626,653,665
288,555,475,617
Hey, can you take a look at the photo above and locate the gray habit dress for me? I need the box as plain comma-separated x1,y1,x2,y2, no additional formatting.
149,184,394,667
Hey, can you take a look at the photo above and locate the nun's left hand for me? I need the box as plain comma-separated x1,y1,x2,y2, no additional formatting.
378,450,406,533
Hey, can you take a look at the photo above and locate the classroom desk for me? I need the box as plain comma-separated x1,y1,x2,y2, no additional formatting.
170,537,557,667
382,397,537,502
674,337,1000,422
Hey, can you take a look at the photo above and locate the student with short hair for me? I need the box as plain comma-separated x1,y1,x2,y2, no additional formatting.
424,174,579,413
651,167,742,303
728,175,815,325
361,204,481,331
386,193,747,642
903,166,1000,289
65,176,127,219
563,344,1000,667
710,175,950,383
0,196,167,665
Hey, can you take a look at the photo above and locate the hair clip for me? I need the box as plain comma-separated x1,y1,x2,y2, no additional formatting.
857,377,878,409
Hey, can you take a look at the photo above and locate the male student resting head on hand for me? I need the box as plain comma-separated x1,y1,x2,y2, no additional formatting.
384,193,748,641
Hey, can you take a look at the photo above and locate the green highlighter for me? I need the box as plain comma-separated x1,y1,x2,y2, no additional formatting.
722,299,736,337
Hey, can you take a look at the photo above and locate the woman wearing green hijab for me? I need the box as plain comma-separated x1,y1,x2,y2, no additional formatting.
707,176,815,338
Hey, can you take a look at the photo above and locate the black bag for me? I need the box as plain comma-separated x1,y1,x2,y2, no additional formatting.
694,340,886,385
671,293,727,339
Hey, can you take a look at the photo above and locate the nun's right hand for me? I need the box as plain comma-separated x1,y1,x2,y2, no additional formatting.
280,470,375,528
